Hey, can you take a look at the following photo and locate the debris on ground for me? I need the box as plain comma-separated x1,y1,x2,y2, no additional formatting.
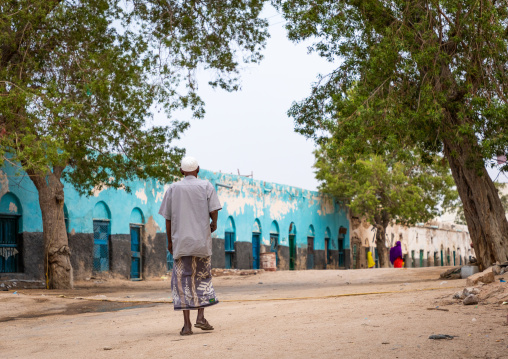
211,268,264,277
429,334,456,340
454,287,480,300
463,294,479,305
450,266,508,306
497,261,508,275
466,267,495,286
427,307,449,311
440,267,462,279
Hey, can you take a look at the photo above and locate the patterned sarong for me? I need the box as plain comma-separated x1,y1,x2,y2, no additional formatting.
171,256,219,310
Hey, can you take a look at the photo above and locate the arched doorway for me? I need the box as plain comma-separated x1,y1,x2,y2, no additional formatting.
129,208,145,280
351,236,361,269
225,217,236,269
252,219,262,270
307,225,315,270
440,245,444,266
0,192,22,273
338,226,347,267
93,201,111,273
325,227,332,267
289,222,297,270
270,221,279,267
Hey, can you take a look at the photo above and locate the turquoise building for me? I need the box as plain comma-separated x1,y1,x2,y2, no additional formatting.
0,161,350,282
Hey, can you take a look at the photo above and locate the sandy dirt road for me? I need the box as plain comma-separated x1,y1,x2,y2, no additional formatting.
1,267,507,359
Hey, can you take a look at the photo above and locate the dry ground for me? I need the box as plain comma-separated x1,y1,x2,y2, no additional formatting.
1,267,507,359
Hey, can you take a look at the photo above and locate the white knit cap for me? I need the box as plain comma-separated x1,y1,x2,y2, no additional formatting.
181,156,199,172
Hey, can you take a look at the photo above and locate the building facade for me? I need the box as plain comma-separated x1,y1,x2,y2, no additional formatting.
349,216,473,269
0,162,350,282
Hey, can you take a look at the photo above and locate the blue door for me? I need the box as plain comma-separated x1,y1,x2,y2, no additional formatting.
289,235,296,270
338,238,344,267
325,237,331,266
93,220,110,272
252,233,260,269
0,216,20,273
225,231,235,269
270,234,279,267
307,237,314,269
130,226,141,279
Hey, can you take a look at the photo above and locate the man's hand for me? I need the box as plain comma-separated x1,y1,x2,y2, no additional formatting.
209,210,218,233
168,241,173,255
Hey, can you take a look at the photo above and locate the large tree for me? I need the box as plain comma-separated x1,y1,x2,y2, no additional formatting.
0,0,268,288
315,144,457,267
273,0,508,270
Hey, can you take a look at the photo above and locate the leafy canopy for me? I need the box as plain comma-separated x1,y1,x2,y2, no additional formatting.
273,0,508,170
1,0,269,193
315,140,457,227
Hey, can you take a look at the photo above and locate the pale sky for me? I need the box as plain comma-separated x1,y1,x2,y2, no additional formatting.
154,6,335,192
154,5,507,191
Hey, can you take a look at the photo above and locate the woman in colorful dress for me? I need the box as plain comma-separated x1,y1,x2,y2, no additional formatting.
389,241,404,268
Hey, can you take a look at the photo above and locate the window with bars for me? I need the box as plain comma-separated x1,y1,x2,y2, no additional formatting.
0,216,20,273
93,220,110,272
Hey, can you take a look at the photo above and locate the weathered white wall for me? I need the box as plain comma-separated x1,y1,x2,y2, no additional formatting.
349,216,473,268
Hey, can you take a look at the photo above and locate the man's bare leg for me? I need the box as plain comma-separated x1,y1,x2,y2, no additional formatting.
195,308,214,330
182,310,192,334
196,308,205,324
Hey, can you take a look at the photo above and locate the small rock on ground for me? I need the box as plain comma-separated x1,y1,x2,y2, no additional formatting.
463,294,479,305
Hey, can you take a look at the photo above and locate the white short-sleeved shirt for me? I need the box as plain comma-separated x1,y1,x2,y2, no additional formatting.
158,176,222,259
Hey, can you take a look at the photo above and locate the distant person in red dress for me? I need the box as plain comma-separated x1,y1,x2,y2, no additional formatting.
390,241,404,268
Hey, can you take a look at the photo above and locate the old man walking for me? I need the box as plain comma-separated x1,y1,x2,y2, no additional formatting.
158,156,222,335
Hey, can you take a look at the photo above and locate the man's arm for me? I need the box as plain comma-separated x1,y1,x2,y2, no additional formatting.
209,210,218,233
165,219,172,254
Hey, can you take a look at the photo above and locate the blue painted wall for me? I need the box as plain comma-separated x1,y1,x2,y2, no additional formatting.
0,161,350,250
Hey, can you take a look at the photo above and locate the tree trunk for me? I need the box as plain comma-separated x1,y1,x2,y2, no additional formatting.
374,210,390,268
442,137,508,271
27,167,73,289
375,224,389,268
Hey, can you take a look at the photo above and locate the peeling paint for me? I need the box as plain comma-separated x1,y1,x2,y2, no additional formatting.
92,184,107,197
155,184,170,203
9,202,17,213
135,188,148,204
268,197,297,221
317,195,334,216
145,215,160,238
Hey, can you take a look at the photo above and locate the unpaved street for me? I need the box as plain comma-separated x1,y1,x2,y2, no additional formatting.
1,268,507,359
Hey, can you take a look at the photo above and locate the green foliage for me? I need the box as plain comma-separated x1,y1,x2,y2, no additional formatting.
315,140,457,226
273,0,508,170
0,0,269,193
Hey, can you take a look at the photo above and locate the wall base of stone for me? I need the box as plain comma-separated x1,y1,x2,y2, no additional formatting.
234,241,252,269
327,250,339,269
314,250,326,269
277,245,289,270
69,232,94,281
142,233,167,279
344,249,351,269
2,232,355,281
212,237,225,269
21,232,44,280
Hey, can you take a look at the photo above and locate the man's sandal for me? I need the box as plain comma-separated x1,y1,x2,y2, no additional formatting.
180,327,193,336
194,320,214,331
